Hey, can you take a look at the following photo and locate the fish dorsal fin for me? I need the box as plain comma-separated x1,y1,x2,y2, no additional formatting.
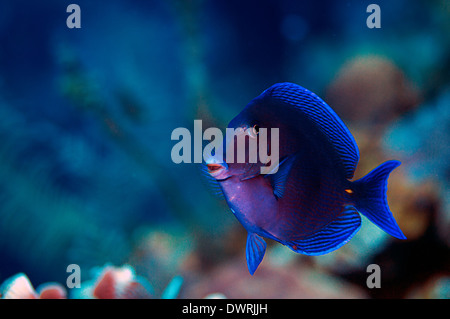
246,233,267,275
265,154,297,199
286,206,361,255
266,82,360,179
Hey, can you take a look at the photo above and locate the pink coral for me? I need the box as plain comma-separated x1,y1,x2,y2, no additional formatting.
0,273,66,299
0,265,154,299
90,265,153,299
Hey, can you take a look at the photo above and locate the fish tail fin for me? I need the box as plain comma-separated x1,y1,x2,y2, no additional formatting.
351,160,406,239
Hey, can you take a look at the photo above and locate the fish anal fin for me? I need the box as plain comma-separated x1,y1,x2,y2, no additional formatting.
286,206,361,255
246,233,267,275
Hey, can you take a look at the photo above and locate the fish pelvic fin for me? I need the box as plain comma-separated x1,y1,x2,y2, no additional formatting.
351,160,406,240
246,233,267,275
285,206,361,255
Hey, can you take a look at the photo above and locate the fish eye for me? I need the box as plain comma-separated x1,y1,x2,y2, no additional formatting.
248,124,259,138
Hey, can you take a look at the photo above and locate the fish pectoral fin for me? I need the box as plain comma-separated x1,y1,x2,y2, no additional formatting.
286,206,361,255
246,233,267,275
265,155,297,199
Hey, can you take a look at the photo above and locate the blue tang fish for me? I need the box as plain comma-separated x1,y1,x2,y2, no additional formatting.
205,82,406,275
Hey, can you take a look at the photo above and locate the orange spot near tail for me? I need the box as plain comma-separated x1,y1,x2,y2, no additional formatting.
345,189,353,194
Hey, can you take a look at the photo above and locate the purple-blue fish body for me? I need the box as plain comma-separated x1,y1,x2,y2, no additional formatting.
205,83,406,275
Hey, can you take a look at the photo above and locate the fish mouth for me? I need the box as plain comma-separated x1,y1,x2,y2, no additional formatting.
206,163,227,179
206,163,224,173
205,162,231,181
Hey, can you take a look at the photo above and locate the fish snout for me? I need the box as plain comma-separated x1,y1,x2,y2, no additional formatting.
207,163,224,173
206,163,228,179
205,158,229,179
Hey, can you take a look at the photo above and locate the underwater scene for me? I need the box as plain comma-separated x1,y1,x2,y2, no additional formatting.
0,0,449,300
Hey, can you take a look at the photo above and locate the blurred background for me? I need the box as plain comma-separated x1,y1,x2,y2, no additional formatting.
0,0,449,299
